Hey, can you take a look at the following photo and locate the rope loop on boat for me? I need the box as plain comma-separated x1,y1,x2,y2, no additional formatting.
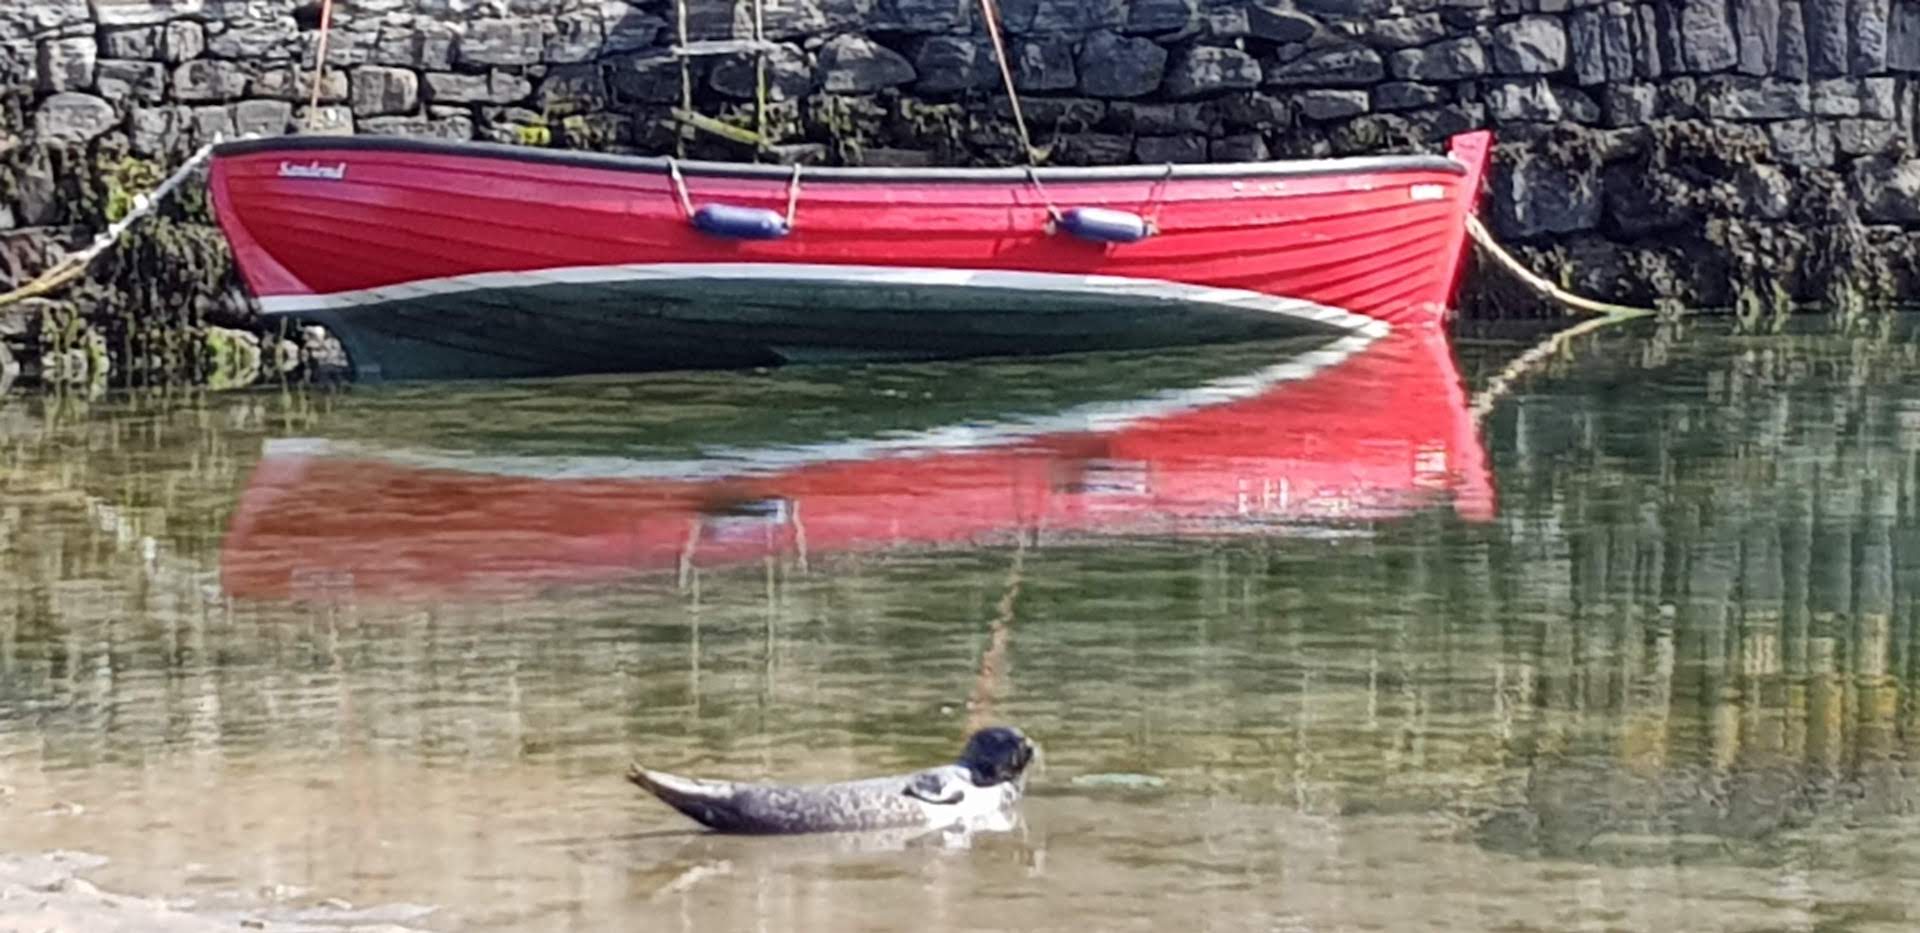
666,158,696,217
0,138,222,310
784,163,802,229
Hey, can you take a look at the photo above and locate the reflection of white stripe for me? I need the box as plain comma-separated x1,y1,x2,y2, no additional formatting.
257,263,1391,337
264,331,1380,482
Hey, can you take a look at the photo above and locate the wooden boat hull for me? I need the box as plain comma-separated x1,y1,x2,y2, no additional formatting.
219,325,1493,604
208,133,1493,381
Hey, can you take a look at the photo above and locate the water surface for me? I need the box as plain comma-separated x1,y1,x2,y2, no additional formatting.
4,319,1920,931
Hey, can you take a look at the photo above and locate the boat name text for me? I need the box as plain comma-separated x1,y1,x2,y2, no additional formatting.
279,161,348,180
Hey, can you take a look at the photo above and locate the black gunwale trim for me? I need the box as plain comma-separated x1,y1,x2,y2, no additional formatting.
214,134,1467,184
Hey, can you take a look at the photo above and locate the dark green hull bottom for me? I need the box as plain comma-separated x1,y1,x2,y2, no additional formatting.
286,278,1359,383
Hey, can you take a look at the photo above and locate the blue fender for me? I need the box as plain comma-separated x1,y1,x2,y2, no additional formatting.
691,203,791,240
1057,207,1152,244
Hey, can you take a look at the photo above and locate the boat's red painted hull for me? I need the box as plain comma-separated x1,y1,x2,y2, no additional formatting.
219,326,1493,604
207,133,1492,379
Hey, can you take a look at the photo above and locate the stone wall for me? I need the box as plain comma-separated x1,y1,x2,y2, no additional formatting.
3,0,1920,384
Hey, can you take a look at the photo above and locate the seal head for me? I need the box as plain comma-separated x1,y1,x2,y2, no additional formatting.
958,725,1036,787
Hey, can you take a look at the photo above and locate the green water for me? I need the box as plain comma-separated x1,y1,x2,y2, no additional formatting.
4,320,1920,931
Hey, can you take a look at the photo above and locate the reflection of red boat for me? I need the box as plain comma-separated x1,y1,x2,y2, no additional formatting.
207,132,1492,381
220,325,1492,603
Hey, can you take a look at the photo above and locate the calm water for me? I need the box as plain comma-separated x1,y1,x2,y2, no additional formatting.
5,319,1920,931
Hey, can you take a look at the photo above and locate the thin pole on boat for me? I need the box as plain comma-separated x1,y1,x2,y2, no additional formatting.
675,0,691,157
306,0,336,130
752,0,768,161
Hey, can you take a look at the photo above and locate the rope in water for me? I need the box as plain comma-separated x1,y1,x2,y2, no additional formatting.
0,140,220,311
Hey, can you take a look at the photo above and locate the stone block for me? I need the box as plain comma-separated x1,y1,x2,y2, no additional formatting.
1732,0,1779,75
1490,16,1568,74
1834,118,1899,154
250,65,347,102
350,65,419,116
1014,38,1077,92
1571,5,1635,84
1369,13,1448,49
94,0,205,27
1219,91,1290,127
1390,37,1487,80
547,8,607,63
999,0,1127,34
1298,87,1371,119
712,45,812,100
1767,117,1835,164
881,0,970,33
818,34,916,93
101,27,161,60
1490,154,1601,238
1677,0,1738,71
1854,0,1889,73
1077,31,1167,98
162,21,205,64
234,98,293,136
172,59,248,101
36,37,95,93
1134,134,1208,162
371,21,458,70
1893,0,1920,71
360,113,475,141
189,104,234,145
1126,0,1199,35
1599,82,1658,124
914,36,995,95
458,18,545,67
608,54,682,103
1247,4,1321,42
128,105,187,157
1804,0,1848,74
1051,132,1130,165
1699,74,1809,117
425,70,533,105
1212,133,1269,160
1776,0,1809,77
1265,42,1384,86
1107,101,1214,133
1487,76,1563,120
535,63,609,115
1161,45,1262,97
96,59,167,103
1,0,90,38
1374,80,1446,110
207,20,297,60
34,92,119,142
1851,156,1920,222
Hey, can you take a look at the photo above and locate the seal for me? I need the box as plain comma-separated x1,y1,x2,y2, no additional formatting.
626,726,1037,835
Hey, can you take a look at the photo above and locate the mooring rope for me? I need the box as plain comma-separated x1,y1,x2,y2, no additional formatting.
1462,214,1669,424
306,0,336,130
974,0,1038,164
0,140,220,311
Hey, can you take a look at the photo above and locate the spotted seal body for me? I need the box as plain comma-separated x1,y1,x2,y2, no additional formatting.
627,726,1036,835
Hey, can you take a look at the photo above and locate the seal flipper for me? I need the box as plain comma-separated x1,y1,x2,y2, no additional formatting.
626,763,758,833
902,769,965,805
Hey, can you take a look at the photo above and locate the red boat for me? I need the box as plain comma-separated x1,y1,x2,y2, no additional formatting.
219,325,1493,604
207,132,1493,382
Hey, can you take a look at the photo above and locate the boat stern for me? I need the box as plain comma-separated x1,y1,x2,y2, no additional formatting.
1436,130,1494,321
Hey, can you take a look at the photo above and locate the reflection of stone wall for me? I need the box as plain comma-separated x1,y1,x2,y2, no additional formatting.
2,0,1920,357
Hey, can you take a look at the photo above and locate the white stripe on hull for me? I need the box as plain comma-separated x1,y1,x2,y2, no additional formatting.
264,332,1382,482
256,263,1395,338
